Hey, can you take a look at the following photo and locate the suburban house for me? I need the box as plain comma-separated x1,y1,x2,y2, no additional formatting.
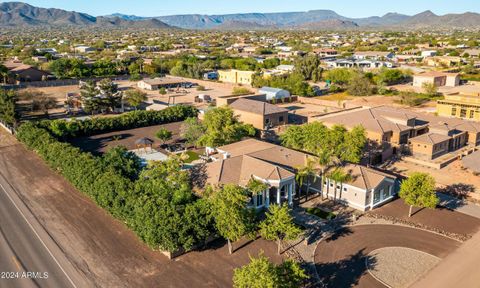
312,48,338,60
413,71,460,88
353,51,395,61
311,106,480,163
259,87,291,102
218,69,255,85
326,59,393,69
437,93,480,121
205,139,309,208
228,98,288,130
4,61,51,82
324,163,398,211
424,56,464,67
203,139,397,211
73,45,96,53
137,78,188,90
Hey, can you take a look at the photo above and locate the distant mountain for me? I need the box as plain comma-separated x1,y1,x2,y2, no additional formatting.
155,9,480,30
105,13,147,21
2,2,480,30
0,2,172,28
295,19,359,30
399,10,480,28
215,20,277,30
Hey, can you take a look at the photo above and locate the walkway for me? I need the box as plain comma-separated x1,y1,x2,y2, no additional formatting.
288,207,353,287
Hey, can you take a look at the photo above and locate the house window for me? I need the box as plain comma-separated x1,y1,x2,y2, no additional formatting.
460,109,467,118
256,193,263,206
470,110,475,119
330,183,334,187
451,107,457,116
279,116,284,122
265,118,270,124
343,187,347,192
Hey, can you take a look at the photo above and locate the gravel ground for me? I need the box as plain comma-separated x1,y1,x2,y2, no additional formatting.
0,128,16,148
367,247,440,288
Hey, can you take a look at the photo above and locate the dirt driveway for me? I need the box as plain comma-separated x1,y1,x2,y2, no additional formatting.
0,134,283,287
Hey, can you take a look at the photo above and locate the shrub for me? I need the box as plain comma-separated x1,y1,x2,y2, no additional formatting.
16,122,215,253
41,105,198,138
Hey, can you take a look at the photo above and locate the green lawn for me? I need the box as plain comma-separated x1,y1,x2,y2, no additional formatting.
183,151,200,163
306,207,336,220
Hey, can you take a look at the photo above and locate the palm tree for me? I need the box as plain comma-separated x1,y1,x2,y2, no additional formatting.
317,149,333,200
296,159,317,201
328,168,352,203
0,64,9,85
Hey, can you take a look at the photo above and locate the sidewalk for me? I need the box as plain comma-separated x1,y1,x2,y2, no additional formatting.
437,192,480,219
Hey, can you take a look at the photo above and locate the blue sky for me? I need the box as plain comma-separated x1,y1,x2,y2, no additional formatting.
19,0,480,17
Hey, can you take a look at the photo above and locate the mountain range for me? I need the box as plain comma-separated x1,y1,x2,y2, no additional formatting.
1,2,480,30
0,2,172,28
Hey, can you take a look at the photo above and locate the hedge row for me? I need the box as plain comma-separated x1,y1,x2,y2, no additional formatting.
39,105,198,138
16,122,214,252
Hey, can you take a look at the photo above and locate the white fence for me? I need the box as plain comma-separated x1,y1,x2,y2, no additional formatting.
0,119,15,135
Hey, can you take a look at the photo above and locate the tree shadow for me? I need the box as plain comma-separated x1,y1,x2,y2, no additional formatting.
70,133,134,155
190,163,208,189
438,183,475,200
316,248,377,288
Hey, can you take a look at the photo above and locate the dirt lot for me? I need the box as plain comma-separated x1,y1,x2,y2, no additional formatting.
0,133,284,287
371,199,480,236
18,76,257,118
386,158,480,196
70,122,184,155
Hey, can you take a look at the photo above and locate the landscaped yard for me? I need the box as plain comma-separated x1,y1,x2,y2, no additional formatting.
182,150,201,163
306,207,336,220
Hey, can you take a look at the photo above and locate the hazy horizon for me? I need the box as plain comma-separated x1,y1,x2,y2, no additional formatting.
7,0,480,18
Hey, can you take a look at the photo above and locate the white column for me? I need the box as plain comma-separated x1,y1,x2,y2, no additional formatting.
265,189,270,208
288,183,293,206
277,186,281,205
370,189,375,210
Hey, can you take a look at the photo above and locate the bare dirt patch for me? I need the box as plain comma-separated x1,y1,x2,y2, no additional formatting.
69,122,184,154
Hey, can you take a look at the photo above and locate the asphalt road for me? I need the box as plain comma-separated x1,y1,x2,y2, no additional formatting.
0,173,78,288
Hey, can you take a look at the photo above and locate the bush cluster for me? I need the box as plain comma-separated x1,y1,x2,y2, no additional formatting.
16,121,215,253
38,105,198,138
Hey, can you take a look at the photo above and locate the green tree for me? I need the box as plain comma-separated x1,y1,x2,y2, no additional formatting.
180,117,205,147
233,253,279,288
317,149,334,200
422,82,439,97
325,68,356,85
155,128,173,145
295,55,323,82
340,126,367,163
295,159,317,200
0,64,9,84
210,184,256,254
0,89,17,126
259,204,302,255
197,107,255,148
327,168,352,202
80,80,101,115
399,172,439,217
347,73,374,96
123,89,147,110
233,253,307,288
97,78,121,112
